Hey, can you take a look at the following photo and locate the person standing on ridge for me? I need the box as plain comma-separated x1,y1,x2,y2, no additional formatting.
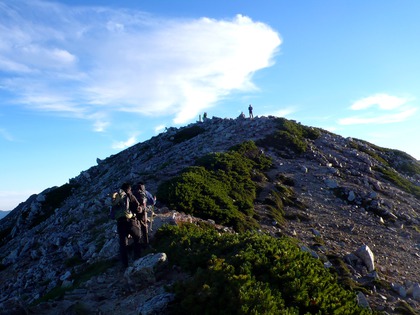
248,104,253,119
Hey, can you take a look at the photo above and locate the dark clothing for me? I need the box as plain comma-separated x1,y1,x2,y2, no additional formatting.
127,191,140,215
248,105,253,119
133,188,149,246
116,188,142,267
117,218,142,267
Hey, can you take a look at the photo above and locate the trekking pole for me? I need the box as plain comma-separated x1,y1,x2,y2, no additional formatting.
149,205,154,232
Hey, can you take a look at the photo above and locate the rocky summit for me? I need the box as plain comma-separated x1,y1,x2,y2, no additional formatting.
1,115,420,314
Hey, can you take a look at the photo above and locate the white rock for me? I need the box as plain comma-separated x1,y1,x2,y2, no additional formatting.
354,245,375,272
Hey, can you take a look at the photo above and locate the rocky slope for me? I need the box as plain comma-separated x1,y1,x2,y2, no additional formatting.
1,115,420,314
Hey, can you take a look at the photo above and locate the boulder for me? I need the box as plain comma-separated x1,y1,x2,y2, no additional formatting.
137,292,175,315
124,253,168,289
354,245,375,272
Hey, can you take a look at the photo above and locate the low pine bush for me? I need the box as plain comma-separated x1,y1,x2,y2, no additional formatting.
256,118,321,156
157,141,271,232
154,223,371,315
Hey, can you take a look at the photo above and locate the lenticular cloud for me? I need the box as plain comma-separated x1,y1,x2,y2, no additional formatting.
0,1,282,125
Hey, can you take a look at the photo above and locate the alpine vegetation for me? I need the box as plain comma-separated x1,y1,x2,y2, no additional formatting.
1,115,419,314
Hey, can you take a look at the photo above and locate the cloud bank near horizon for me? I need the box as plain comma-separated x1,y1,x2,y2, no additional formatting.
0,1,282,129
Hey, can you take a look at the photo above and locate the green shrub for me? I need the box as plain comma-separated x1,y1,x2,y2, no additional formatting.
374,166,420,199
30,183,79,228
349,139,389,166
258,130,307,155
262,189,286,224
395,300,420,315
277,173,295,186
154,224,371,315
43,183,78,210
229,141,272,171
172,125,205,144
275,118,321,141
396,161,420,176
256,118,320,156
157,141,271,232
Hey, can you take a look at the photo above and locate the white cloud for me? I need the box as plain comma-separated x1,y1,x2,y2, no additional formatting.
154,124,166,134
111,135,138,150
350,94,410,110
339,93,417,125
93,120,109,132
338,107,417,125
270,107,296,118
0,1,282,127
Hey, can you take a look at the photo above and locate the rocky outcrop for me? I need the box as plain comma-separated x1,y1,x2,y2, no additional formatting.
0,116,419,314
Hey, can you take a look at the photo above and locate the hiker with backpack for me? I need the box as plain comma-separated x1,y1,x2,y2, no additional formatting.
112,183,143,268
133,182,156,247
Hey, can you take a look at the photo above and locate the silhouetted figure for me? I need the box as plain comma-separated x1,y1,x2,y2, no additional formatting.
248,104,253,119
114,183,142,268
133,182,152,247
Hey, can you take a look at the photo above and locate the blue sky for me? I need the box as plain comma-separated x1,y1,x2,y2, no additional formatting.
1,0,419,210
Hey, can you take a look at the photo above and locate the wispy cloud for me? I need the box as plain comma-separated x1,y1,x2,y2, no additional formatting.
350,94,411,111
338,93,417,125
0,1,281,128
111,135,138,150
270,107,297,118
0,128,14,141
154,124,166,134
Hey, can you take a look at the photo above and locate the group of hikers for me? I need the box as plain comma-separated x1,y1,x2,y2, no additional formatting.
111,182,156,268
204,104,254,122
239,104,254,119
112,105,255,267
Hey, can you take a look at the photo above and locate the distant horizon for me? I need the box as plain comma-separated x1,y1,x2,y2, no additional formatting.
0,210,11,219
1,0,419,210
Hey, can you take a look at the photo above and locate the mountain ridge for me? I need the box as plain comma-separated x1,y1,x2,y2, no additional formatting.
0,211,11,220
1,115,419,314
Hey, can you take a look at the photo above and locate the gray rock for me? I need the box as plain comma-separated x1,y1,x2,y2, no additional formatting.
325,178,338,189
356,291,371,310
137,293,175,315
407,283,420,301
124,253,168,289
391,282,407,298
347,191,356,202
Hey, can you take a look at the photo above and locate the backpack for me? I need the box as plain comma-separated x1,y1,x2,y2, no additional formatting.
109,189,125,219
145,190,156,206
